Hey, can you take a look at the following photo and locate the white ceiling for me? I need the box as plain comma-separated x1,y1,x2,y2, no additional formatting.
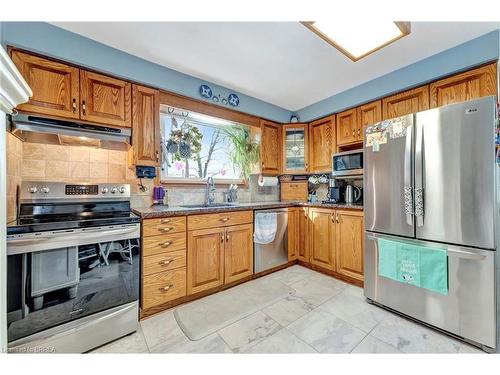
52,22,500,111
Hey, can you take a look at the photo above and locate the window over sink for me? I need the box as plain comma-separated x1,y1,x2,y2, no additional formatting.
160,105,260,184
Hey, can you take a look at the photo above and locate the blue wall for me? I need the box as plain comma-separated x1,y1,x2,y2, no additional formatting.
1,22,293,123
296,29,500,122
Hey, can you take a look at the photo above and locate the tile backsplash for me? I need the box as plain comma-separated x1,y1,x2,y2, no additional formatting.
6,136,280,215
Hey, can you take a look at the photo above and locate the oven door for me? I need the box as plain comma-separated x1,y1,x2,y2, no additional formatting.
7,224,140,343
332,150,363,177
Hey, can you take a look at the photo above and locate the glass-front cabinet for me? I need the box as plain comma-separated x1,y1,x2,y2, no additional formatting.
282,124,309,174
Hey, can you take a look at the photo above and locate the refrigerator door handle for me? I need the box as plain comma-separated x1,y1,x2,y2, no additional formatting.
403,123,413,225
414,122,424,226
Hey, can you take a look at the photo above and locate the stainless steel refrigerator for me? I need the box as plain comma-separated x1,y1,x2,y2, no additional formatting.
363,96,499,352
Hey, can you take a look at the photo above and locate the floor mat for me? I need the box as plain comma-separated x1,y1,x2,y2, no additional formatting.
174,277,295,340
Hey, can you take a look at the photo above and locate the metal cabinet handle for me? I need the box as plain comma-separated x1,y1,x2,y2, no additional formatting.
352,129,355,137
220,217,230,222
72,98,77,113
160,240,173,247
156,151,159,162
159,284,174,293
220,232,224,243
357,128,361,137
159,259,173,266
159,227,173,233
331,213,335,223
160,219,171,223
82,100,86,115
336,212,339,223
226,233,229,242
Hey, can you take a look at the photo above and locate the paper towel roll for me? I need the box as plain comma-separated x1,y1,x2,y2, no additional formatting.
258,175,279,187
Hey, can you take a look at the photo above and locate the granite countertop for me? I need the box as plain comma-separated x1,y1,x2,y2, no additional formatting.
132,201,363,218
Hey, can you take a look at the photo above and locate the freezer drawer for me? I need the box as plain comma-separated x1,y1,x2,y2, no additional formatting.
364,231,496,350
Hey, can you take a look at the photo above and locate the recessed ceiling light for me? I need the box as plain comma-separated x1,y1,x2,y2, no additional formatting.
302,21,411,62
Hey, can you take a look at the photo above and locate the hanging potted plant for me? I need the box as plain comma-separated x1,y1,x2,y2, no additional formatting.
222,127,260,181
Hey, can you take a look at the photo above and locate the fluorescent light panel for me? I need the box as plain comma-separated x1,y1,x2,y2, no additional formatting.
303,21,410,61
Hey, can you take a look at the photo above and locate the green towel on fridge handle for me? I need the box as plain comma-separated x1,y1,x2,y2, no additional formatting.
377,238,448,295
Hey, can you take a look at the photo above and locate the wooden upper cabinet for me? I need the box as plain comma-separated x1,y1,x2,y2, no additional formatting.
382,85,430,119
260,120,281,175
357,100,382,143
224,224,254,284
309,208,335,271
11,50,80,119
336,109,358,146
187,227,225,295
80,70,132,127
309,115,335,173
282,123,309,173
335,210,364,282
131,85,160,166
430,63,497,108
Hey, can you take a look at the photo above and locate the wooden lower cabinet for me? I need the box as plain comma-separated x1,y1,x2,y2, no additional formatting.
304,207,364,282
309,208,335,271
187,222,254,295
289,207,310,262
142,268,187,310
224,224,254,284
187,227,225,295
335,210,364,282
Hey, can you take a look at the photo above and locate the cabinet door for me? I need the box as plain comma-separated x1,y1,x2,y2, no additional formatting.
335,210,364,281
224,224,254,284
260,120,281,175
131,85,160,166
358,100,382,142
187,228,225,295
382,85,430,120
281,182,308,202
430,63,497,108
308,115,335,173
80,70,132,127
297,207,310,262
336,109,358,146
11,50,80,119
287,208,298,261
309,208,335,270
282,124,309,173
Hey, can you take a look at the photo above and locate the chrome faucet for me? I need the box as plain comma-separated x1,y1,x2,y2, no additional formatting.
205,176,216,206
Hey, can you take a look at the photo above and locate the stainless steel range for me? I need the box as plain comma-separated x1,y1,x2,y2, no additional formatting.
7,181,141,353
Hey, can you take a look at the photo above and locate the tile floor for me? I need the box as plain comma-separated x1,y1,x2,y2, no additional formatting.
91,265,485,354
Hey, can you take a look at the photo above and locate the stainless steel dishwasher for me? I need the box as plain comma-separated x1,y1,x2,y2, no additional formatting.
254,208,288,273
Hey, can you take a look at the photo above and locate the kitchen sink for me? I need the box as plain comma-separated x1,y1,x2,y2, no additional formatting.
180,203,238,208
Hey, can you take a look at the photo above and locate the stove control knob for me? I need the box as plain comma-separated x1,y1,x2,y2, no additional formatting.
101,187,109,194
28,186,38,194
119,186,126,194
41,187,50,194
110,187,118,194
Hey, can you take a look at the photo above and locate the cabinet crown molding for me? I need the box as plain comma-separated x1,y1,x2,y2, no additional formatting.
0,46,32,113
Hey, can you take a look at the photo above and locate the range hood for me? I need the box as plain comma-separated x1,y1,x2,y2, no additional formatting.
9,113,131,149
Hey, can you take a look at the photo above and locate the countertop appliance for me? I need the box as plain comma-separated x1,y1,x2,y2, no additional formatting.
345,185,362,204
332,149,363,178
7,181,140,353
364,96,499,352
327,186,346,203
254,208,288,273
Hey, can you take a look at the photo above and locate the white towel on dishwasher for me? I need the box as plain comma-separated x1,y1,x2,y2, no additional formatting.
253,212,278,244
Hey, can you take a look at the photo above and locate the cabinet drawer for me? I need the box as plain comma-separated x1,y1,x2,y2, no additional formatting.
188,210,253,231
143,250,186,276
143,216,186,237
142,232,186,256
281,182,308,201
142,268,186,309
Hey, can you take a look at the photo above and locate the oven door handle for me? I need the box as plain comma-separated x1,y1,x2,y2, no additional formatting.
8,226,139,246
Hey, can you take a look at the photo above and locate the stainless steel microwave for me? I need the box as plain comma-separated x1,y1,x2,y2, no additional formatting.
332,149,363,177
